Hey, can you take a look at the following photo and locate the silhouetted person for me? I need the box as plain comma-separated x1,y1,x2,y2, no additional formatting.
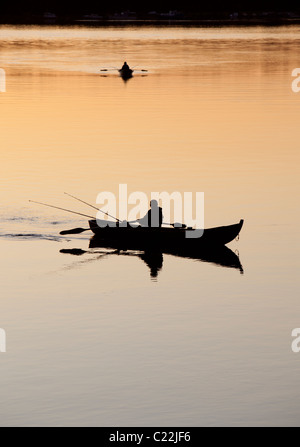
121,61,130,70
138,200,163,228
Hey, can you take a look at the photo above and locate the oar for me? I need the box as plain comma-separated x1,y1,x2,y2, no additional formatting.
64,192,120,223
163,222,187,228
126,219,186,228
60,248,87,255
60,248,119,256
59,222,187,235
131,65,148,71
100,67,119,71
60,227,90,235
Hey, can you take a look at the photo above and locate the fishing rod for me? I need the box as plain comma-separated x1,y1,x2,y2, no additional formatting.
29,200,95,219
29,197,118,236
30,198,186,236
64,192,120,223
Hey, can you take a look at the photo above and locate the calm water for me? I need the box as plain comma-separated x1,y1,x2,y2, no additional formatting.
0,25,300,426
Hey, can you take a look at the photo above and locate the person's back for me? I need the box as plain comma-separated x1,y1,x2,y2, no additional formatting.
122,61,129,71
139,200,163,228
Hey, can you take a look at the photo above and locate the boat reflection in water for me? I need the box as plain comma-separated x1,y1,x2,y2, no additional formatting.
60,237,243,279
89,236,244,277
119,68,133,82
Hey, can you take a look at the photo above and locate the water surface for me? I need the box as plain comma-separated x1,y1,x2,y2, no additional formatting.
0,25,299,426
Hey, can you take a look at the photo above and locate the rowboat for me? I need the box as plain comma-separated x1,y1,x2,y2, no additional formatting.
88,219,244,249
119,68,133,79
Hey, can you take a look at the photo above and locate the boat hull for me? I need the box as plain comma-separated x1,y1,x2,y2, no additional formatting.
88,219,244,249
119,68,133,79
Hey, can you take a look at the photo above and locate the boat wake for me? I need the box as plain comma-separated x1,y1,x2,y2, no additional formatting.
0,232,63,241
0,211,84,241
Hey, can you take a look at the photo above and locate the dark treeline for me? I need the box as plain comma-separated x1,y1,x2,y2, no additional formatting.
1,0,300,20
1,0,300,13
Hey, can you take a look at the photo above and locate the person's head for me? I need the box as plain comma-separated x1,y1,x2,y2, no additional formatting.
150,200,158,208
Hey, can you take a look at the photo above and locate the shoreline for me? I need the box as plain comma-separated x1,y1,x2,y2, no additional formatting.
1,18,300,27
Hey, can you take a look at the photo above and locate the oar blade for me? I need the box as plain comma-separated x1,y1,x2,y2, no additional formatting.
60,227,89,235
60,248,87,256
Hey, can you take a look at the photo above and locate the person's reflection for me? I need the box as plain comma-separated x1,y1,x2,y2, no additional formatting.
139,250,163,278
